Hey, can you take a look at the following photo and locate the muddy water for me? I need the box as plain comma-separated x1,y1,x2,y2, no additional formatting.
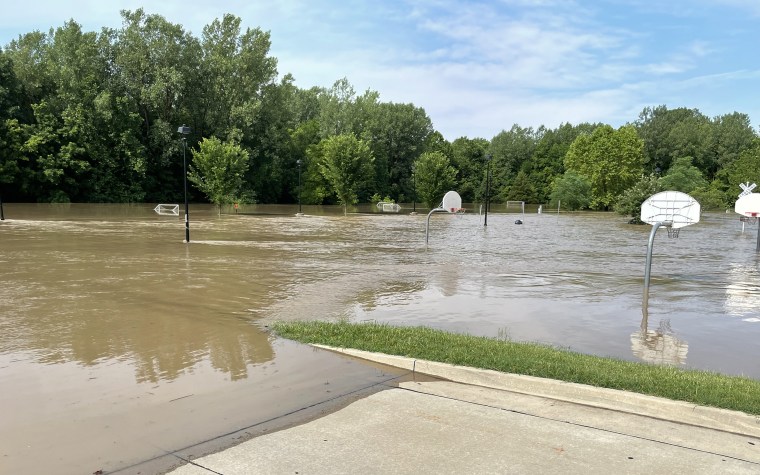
1,203,760,473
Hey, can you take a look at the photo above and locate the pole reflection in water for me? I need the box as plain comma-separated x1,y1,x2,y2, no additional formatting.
631,311,689,366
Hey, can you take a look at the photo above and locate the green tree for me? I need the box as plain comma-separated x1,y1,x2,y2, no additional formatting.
364,101,433,202
450,137,489,202
691,180,728,211
489,124,538,202
614,174,661,223
114,9,200,201
522,122,600,203
634,105,714,177
658,156,707,194
709,112,757,172
414,151,457,209
188,137,250,214
717,139,760,207
0,49,28,200
564,124,644,210
315,134,375,214
549,172,591,211
505,170,537,203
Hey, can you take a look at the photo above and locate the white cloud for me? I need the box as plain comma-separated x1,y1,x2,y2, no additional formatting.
2,0,760,138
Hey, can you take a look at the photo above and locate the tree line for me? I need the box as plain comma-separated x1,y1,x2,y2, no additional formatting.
1,9,759,216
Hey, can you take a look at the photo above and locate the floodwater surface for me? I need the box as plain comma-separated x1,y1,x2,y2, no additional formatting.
1,203,759,473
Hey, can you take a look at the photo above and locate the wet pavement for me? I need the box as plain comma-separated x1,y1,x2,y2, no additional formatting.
167,347,760,475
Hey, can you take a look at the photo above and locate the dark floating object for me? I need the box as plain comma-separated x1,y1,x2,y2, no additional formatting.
515,219,523,225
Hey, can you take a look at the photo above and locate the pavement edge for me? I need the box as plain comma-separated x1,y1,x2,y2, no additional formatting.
312,344,760,438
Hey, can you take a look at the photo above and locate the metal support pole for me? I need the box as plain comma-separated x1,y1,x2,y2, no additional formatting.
425,208,447,245
0,192,4,221
643,221,669,308
756,220,760,252
182,137,189,243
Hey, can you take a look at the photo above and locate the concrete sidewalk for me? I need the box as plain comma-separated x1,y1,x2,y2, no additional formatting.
168,346,760,474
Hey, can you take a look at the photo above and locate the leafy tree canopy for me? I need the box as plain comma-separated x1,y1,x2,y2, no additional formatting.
188,136,250,213
314,133,375,213
414,151,457,209
549,171,591,211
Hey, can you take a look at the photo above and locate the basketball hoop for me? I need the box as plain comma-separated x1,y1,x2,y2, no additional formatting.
667,227,679,238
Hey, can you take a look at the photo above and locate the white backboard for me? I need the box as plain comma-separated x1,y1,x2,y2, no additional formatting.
441,191,462,213
735,193,760,217
641,191,700,229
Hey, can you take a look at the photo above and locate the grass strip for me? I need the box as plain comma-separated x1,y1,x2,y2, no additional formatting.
272,320,760,415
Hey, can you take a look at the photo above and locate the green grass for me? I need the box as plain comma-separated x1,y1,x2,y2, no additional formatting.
272,320,760,415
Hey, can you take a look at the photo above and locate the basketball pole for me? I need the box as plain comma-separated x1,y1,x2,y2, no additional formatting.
643,221,669,309
756,219,760,252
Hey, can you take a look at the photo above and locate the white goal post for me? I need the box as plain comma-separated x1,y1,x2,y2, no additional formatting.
154,204,179,216
505,201,525,214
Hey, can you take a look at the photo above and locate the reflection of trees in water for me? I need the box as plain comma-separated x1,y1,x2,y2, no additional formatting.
630,319,688,366
20,299,273,383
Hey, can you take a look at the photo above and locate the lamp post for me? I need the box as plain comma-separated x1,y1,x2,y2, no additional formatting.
484,154,492,227
412,167,417,214
178,125,191,243
296,159,303,215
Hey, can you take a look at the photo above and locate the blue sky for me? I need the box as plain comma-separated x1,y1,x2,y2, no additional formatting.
1,0,759,140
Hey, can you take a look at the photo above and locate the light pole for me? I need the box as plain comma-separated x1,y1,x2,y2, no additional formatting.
412,167,417,214
178,125,191,242
484,154,492,227
0,149,4,220
296,159,303,215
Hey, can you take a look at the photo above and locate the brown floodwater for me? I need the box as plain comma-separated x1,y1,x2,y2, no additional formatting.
1,202,759,473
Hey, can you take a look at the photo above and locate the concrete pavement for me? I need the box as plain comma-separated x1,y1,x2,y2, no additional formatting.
167,346,760,474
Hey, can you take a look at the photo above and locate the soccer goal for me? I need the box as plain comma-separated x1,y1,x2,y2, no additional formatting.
505,201,525,215
153,204,179,216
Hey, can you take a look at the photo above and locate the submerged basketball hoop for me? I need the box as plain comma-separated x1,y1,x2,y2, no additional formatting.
735,193,760,251
425,191,462,245
640,191,701,310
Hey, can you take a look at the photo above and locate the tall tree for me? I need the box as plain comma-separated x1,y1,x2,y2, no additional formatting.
188,137,250,214
564,125,644,210
614,174,661,223
489,125,538,202
634,105,712,176
414,151,457,209
505,170,537,203
522,122,599,203
114,9,200,201
709,112,757,172
549,171,591,210
364,101,433,202
450,137,488,202
314,134,375,214
718,139,760,205
658,156,707,194
0,49,28,201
